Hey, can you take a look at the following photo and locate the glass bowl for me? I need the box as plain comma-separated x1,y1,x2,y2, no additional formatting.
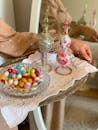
0,62,50,97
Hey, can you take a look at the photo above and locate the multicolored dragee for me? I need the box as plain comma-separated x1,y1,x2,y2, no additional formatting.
0,64,44,93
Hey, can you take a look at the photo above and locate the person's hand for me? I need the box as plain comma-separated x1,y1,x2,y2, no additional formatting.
80,25,98,42
49,30,92,63
70,38,92,63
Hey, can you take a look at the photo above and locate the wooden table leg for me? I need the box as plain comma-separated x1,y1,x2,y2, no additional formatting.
29,107,47,130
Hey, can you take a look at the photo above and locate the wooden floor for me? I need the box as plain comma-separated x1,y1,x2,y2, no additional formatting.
18,88,98,130
76,88,98,99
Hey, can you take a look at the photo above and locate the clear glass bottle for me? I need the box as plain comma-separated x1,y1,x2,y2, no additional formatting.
77,4,87,25
55,11,73,75
38,6,54,72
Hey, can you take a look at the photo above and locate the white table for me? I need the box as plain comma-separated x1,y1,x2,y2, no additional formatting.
0,51,97,130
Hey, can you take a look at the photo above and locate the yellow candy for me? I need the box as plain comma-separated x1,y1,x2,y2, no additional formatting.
0,75,6,80
22,78,27,83
23,73,28,76
17,88,24,92
28,78,32,83
27,72,30,76
16,85,20,88
19,81,25,88
31,73,36,78
23,89,29,93
31,87,37,91
13,78,18,81
27,69,31,73
31,69,35,73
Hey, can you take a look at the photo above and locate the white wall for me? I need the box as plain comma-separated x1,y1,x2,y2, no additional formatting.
12,0,98,31
0,0,15,28
62,0,98,29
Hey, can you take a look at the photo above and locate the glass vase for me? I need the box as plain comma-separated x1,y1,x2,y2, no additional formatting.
55,15,73,75
38,31,54,72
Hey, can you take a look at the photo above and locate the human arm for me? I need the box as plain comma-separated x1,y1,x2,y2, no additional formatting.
79,24,98,42
70,38,92,63
49,29,92,63
69,21,98,42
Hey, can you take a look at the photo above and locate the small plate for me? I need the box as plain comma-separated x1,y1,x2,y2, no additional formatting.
0,62,50,97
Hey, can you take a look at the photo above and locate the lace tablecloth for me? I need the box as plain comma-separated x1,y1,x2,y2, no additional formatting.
0,52,97,128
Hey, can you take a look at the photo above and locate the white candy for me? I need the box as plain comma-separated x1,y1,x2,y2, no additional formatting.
14,80,18,85
4,71,9,76
9,79,13,85
17,74,22,79
35,77,40,81
33,82,38,86
21,67,25,71
40,79,44,82
31,87,37,90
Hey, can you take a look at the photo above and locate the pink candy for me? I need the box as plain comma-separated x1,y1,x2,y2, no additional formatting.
24,84,31,89
57,51,68,65
66,42,71,48
4,71,9,76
